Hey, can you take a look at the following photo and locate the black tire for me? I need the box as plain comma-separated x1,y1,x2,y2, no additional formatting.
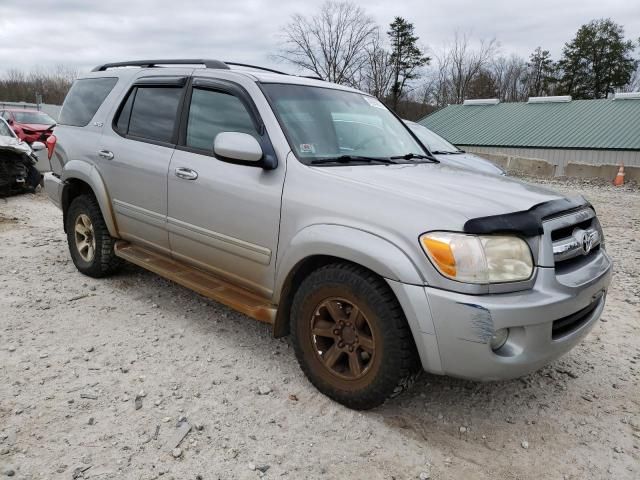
290,263,421,410
65,194,122,278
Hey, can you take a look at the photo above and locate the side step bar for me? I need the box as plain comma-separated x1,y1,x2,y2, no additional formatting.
114,241,277,324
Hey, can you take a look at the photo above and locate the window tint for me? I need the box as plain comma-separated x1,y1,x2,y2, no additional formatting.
127,87,182,143
186,88,258,151
115,90,135,134
59,77,117,127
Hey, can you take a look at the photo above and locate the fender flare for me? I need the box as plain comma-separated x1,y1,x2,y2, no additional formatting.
61,160,119,237
274,224,424,301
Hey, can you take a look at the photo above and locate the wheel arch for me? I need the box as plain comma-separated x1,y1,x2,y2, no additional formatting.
272,224,424,338
61,160,119,237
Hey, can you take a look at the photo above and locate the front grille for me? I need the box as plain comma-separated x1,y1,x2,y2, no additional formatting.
550,218,593,242
546,208,601,268
552,293,603,339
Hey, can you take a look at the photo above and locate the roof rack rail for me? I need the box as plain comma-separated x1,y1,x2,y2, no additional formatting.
91,59,230,72
90,59,326,83
223,62,288,75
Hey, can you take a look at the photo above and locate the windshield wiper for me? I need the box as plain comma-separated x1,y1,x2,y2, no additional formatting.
390,153,440,163
431,150,462,155
311,155,397,165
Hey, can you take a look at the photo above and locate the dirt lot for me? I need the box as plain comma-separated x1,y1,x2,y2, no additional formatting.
1,178,639,480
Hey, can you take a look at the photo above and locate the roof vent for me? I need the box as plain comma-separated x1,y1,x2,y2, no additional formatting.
463,98,500,106
613,92,640,100
527,95,571,104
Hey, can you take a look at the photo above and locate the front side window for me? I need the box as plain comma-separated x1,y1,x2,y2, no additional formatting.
261,84,426,163
115,87,182,143
59,77,117,127
186,88,258,151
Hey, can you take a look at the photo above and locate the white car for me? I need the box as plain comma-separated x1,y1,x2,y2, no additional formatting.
404,120,506,175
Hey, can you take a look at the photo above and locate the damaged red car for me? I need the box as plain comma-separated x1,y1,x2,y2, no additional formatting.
0,108,56,144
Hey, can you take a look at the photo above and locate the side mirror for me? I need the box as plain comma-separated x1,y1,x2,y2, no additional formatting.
31,141,46,152
214,132,263,163
7,119,13,125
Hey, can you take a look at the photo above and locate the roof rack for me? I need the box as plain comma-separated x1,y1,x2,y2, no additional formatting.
91,59,326,82
223,62,287,75
91,59,230,72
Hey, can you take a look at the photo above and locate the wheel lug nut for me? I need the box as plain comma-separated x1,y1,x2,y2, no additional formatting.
338,341,344,348
333,329,340,335
348,345,354,352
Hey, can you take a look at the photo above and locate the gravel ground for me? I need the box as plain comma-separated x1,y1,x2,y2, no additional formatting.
1,178,639,480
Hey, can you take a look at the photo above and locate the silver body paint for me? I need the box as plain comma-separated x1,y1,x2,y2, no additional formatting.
44,67,612,380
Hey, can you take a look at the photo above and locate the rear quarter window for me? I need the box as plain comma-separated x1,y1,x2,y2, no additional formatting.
59,77,118,127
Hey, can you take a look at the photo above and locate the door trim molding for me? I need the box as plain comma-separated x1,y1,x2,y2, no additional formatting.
113,199,166,229
168,216,272,265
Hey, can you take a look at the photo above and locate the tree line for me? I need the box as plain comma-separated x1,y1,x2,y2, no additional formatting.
0,66,77,105
278,2,640,118
0,4,637,119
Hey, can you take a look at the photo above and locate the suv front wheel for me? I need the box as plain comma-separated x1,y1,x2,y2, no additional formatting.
65,194,122,278
291,263,421,410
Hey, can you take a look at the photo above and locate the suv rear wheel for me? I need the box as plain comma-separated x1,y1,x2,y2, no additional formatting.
65,194,122,278
290,263,420,410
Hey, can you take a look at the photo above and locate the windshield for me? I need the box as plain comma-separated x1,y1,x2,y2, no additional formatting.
0,119,14,137
13,111,56,125
407,122,460,153
261,84,426,163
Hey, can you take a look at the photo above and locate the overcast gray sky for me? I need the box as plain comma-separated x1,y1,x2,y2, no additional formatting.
0,0,638,75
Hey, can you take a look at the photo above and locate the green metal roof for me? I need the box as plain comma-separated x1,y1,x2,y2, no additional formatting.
419,98,640,151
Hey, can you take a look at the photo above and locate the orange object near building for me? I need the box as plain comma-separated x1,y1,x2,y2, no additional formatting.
613,164,625,186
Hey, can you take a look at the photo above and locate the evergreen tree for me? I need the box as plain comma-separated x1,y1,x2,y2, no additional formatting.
387,17,430,110
558,19,637,99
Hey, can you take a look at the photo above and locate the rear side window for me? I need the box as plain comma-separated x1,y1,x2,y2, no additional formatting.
115,87,182,143
59,77,117,127
186,88,258,150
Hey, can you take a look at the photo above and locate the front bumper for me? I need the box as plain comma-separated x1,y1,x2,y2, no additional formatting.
428,252,611,380
391,250,612,381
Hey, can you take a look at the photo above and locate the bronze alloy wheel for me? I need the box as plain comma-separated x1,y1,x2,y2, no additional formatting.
290,263,421,410
74,213,96,262
310,297,376,380
65,194,122,278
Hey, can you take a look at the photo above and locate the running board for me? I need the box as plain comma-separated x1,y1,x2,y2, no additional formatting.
114,241,277,324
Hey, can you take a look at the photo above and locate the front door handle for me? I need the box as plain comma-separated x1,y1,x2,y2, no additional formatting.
174,167,198,180
98,150,114,160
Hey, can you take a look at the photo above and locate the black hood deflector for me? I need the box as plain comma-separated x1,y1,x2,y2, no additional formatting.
463,196,592,237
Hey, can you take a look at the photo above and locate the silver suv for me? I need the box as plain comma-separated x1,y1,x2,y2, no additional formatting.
44,59,612,409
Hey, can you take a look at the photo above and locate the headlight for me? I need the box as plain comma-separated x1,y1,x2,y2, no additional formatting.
419,232,533,284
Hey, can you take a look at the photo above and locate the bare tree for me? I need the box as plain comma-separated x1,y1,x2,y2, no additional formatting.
448,33,498,103
421,49,452,107
491,55,528,102
356,31,394,99
278,1,377,85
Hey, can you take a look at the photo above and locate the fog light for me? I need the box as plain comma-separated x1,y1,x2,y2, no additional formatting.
490,328,509,351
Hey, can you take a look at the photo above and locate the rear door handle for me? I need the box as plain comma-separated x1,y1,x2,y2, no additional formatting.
174,167,198,180
98,150,114,160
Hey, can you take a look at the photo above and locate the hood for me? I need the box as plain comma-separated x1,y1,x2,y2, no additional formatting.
20,123,53,131
312,162,563,221
0,135,32,154
433,152,505,175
